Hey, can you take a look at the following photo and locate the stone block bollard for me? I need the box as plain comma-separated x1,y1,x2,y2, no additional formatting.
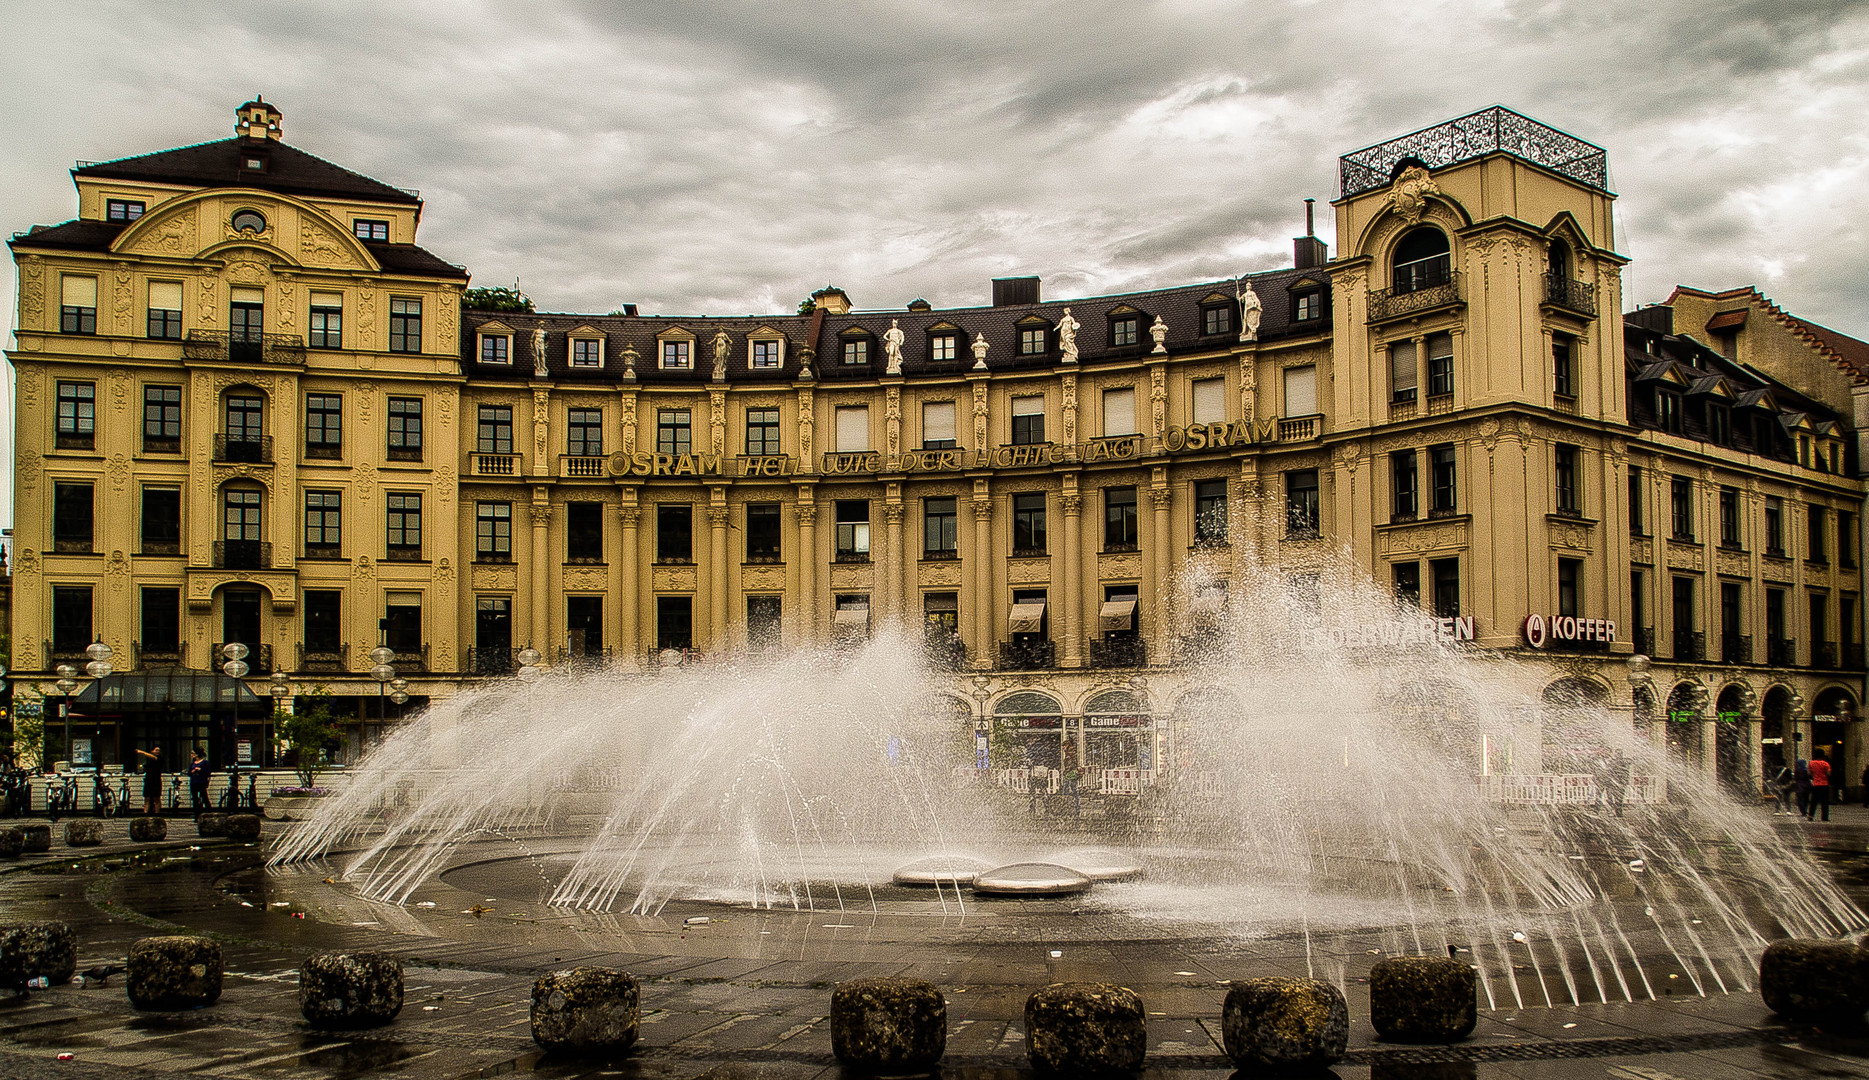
0,921,77,986
63,819,103,847
196,812,229,837
299,951,405,1029
1370,957,1476,1043
128,936,223,1010
1222,977,1349,1071
225,814,262,841
1760,939,1869,1023
531,968,639,1056
831,976,946,1071
18,824,51,853
0,828,22,859
129,816,168,842
1025,982,1147,1075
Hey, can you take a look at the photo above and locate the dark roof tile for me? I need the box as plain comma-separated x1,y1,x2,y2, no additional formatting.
75,139,420,205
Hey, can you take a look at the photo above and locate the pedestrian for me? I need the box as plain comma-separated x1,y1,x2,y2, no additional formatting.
187,747,211,815
132,745,162,816
1807,750,1833,822
1770,762,1795,815
1795,756,1812,817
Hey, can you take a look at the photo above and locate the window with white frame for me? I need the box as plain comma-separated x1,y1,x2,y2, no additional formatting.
750,337,782,368
570,336,603,368
1192,377,1226,424
661,338,692,369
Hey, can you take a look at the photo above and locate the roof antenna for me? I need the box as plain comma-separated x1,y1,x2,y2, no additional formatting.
1304,198,1315,238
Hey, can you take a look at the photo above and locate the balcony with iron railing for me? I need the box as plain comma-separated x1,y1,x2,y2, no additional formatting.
466,647,518,676
1338,106,1610,199
213,434,273,463
1543,274,1597,317
183,330,307,365
1722,634,1753,665
1368,271,1462,323
1672,629,1705,662
211,642,273,674
1633,627,1656,657
1814,642,1839,670
552,647,613,672
213,540,271,569
134,641,184,669
298,642,348,673
1087,636,1148,668
1768,637,1797,667
391,644,429,673
923,635,966,672
998,639,1058,671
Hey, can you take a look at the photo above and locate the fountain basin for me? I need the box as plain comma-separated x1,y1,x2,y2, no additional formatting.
1049,847,1141,882
892,855,995,887
973,862,1091,896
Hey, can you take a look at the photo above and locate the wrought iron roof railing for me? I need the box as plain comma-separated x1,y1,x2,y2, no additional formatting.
1339,107,1608,198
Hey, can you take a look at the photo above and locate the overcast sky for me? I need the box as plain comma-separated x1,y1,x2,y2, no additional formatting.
3,0,1868,526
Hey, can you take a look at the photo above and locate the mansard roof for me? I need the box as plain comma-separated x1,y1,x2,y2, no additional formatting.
7,218,465,279
74,138,421,205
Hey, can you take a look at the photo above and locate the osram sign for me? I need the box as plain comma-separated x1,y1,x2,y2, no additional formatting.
1522,614,1617,649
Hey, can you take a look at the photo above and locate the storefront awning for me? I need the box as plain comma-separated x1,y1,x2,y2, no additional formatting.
833,606,871,628
69,669,268,714
1009,601,1047,634
1098,598,1137,632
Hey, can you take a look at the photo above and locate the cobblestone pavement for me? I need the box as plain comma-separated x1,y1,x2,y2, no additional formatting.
1,812,1868,1078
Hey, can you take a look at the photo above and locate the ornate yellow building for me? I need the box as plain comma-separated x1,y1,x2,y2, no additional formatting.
8,101,1865,792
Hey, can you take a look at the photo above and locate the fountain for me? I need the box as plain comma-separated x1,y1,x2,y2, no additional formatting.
272,548,1867,1010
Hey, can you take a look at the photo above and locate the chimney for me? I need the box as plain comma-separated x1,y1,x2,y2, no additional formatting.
811,286,851,315
992,276,1041,307
235,97,284,142
1293,199,1328,270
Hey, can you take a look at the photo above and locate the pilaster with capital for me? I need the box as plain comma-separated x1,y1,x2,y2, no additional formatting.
1061,491,1084,666
972,486,995,667
708,495,730,652
529,495,553,654
884,499,906,618
617,500,641,658
795,489,818,645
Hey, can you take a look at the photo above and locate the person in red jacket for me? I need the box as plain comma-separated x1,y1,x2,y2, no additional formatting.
1806,750,1833,822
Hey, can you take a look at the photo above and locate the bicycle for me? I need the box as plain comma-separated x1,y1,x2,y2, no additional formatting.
91,773,117,818
46,774,78,821
168,775,184,811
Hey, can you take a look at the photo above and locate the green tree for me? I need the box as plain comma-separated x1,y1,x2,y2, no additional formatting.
463,285,534,313
275,687,341,788
796,296,816,315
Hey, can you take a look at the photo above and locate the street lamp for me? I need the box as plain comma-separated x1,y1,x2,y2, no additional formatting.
368,646,397,735
516,646,543,683
223,642,249,808
268,673,290,770
55,664,77,769
388,678,409,720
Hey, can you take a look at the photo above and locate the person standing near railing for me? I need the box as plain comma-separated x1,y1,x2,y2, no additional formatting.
133,745,163,815
188,747,211,815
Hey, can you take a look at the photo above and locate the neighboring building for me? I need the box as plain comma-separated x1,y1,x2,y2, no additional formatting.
7,101,1865,791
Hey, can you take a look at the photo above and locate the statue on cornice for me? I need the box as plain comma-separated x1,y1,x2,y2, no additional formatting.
711,330,730,382
971,332,990,370
1238,280,1262,343
531,327,547,377
1386,164,1441,227
1149,316,1168,355
1057,307,1080,363
883,319,905,375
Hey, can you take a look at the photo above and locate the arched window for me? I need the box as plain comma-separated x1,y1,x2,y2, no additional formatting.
995,691,1062,727
1392,228,1450,295
1084,690,1149,726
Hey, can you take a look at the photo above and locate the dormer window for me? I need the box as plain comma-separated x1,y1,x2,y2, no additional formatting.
1199,296,1234,336
106,199,144,222
1294,290,1323,322
842,337,869,365
1016,317,1050,356
230,209,266,234
352,219,389,241
478,329,512,365
751,339,781,368
570,336,603,368
1655,388,1682,434
1706,402,1731,446
661,339,691,369
930,332,956,362
1112,315,1138,347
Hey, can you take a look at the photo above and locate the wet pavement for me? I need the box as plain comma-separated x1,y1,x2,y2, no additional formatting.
1,811,1868,1077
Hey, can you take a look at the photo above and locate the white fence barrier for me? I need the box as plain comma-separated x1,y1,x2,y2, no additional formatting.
1481,773,1662,805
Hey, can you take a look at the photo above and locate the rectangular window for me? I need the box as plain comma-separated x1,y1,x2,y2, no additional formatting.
1426,333,1454,397
304,394,342,457
1011,395,1045,445
747,595,783,655
481,335,510,364
1192,377,1226,424
929,334,957,362
1011,587,1049,640
1019,327,1046,355
60,275,97,334
843,338,869,365
1766,496,1785,555
835,500,871,561
571,338,602,367
1203,305,1231,336
1656,388,1682,434
309,291,343,349
567,501,603,562
657,409,691,455
1812,591,1830,649
1393,561,1421,606
1286,470,1320,536
1195,479,1228,544
140,587,180,654
1671,478,1694,540
1104,486,1137,549
1111,316,1138,347
1554,443,1579,515
661,339,691,369
1628,466,1645,536
387,493,423,553
229,289,265,343
923,592,960,654
146,281,182,339
53,586,92,655
474,501,510,560
352,219,389,241
1392,450,1419,521
1295,291,1323,322
1284,364,1318,417
1389,341,1418,403
1102,387,1136,436
303,490,341,553
1767,587,1787,643
140,487,180,552
1012,492,1047,554
657,596,693,650
56,381,95,449
1841,511,1858,569
746,503,782,561
1721,582,1743,653
745,408,781,456
54,482,94,551
567,408,604,457
656,503,692,562
1552,333,1575,398
387,397,422,459
834,406,869,452
477,405,513,454
1706,403,1730,446
751,338,781,368
384,593,422,655
222,488,261,541
1429,444,1457,515
1558,558,1581,618
1810,504,1828,563
106,199,145,222
922,401,957,449
388,297,422,352
1720,487,1741,548
1431,558,1460,618
923,497,957,557
1672,576,1696,635
304,590,341,654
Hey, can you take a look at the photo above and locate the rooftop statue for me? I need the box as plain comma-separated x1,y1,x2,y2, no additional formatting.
1239,281,1262,343
1150,316,1168,355
884,319,905,375
1057,308,1080,363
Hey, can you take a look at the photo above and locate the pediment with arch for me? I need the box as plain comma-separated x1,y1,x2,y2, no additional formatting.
113,188,377,273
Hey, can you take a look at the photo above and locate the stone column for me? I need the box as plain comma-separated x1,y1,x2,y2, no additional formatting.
529,496,553,658
795,491,817,647
617,503,640,664
973,491,995,669
1061,492,1083,667
708,494,730,653
1150,480,1173,643
884,499,906,625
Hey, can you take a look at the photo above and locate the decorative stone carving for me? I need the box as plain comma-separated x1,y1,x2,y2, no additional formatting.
105,551,130,592
532,327,548,378
197,276,218,326
13,549,38,580
435,557,455,585
620,343,638,381
1007,558,1051,584
743,565,786,591
883,502,905,526
529,502,554,527
135,206,196,256
1238,280,1262,342
1098,553,1142,579
652,566,697,592
1060,374,1077,445
564,568,605,591
17,452,40,497
971,332,989,369
1550,522,1591,551
1057,308,1080,363
795,500,818,527
710,388,727,457
300,221,351,267
1150,367,1167,436
829,563,874,589
1716,550,1750,578
797,388,815,463
972,383,989,448
1666,543,1705,572
619,393,637,447
18,257,44,331
472,563,518,591
883,319,905,374
1059,494,1082,516
1387,165,1442,226
1150,316,1168,354
918,561,962,587
1378,521,1469,555
1630,538,1653,565
885,386,902,456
